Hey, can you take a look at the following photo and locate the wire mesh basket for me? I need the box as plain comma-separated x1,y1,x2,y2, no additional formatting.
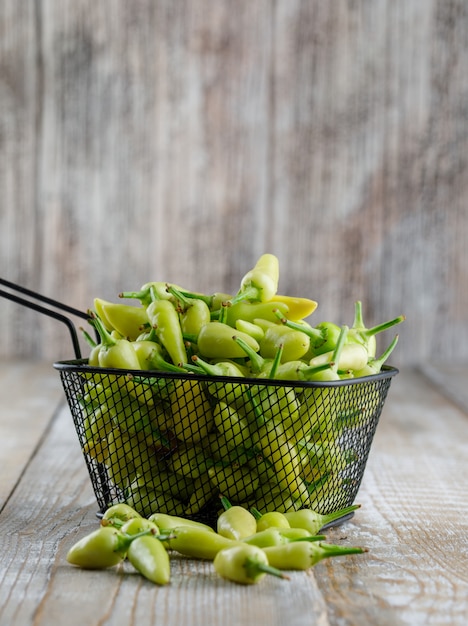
1,278,398,527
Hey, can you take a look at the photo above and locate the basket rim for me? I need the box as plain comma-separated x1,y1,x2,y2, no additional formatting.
53,359,399,389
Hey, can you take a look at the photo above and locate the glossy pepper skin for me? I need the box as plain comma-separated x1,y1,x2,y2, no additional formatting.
263,540,366,571
88,312,141,371
165,526,236,560
127,534,171,585
231,253,280,304
217,501,257,541
93,298,149,341
196,322,260,359
213,543,288,585
146,298,187,366
66,526,149,569
283,504,361,535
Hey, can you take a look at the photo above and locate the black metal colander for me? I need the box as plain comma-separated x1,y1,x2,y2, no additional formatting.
1,278,398,527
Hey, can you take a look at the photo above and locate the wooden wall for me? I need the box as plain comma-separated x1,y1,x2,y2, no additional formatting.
1,0,467,365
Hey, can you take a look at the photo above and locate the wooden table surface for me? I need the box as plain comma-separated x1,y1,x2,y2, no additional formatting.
1,361,467,626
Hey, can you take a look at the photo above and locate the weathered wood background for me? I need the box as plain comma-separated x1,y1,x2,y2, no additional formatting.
1,0,467,365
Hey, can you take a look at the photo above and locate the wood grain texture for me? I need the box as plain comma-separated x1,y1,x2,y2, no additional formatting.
0,361,62,508
0,1,467,365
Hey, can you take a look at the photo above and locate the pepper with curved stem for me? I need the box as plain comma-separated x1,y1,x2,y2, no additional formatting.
349,301,405,358
283,503,361,535
229,253,280,305
263,540,367,571
353,334,400,377
214,543,289,584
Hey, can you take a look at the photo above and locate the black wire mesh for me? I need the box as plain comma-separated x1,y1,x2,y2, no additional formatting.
55,360,398,527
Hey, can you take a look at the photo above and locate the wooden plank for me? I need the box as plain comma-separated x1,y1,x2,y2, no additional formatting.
1,1,468,367
314,368,468,625
0,361,63,509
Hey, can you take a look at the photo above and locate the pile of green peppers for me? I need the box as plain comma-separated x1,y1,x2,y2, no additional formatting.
66,500,367,586
79,254,405,518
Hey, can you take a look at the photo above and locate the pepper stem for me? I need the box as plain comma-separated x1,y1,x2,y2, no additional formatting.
369,334,399,371
87,310,117,349
233,335,265,373
245,557,290,580
268,343,284,380
317,503,361,530
219,494,233,510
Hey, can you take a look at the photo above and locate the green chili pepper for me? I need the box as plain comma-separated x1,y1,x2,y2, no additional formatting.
221,300,290,327
93,298,149,341
132,338,188,373
168,442,213,479
263,540,367,570
213,543,289,584
119,516,160,535
234,319,265,341
230,253,280,305
169,379,214,444
349,301,405,359
213,401,254,450
146,299,187,366
166,284,212,339
353,334,399,377
165,525,237,560
253,510,290,531
191,355,247,405
242,527,325,548
89,312,141,371
283,503,361,535
274,311,342,358
148,512,215,534
184,472,218,515
101,502,142,526
127,532,171,585
217,497,258,540
195,322,260,359
257,319,310,363
253,423,309,504
209,465,260,502
66,526,151,569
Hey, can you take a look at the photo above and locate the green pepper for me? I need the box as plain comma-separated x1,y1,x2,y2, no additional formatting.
195,322,260,359
353,334,399,377
349,301,405,359
274,311,342,358
184,472,218,515
146,298,187,366
169,379,214,444
127,532,171,585
234,318,265,341
101,502,142,526
165,525,237,560
66,526,151,569
190,355,247,405
283,503,361,535
253,510,290,531
166,284,212,339
133,338,188,374
148,512,215,534
257,319,310,363
242,527,324,548
217,497,258,540
222,300,289,327
230,253,280,305
93,298,149,341
119,281,185,307
213,543,288,584
168,442,213,479
263,540,367,570
208,464,259,502
213,401,254,450
89,312,141,371
253,423,309,504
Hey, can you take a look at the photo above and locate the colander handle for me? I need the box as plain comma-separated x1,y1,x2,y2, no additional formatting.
0,277,92,359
